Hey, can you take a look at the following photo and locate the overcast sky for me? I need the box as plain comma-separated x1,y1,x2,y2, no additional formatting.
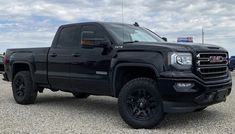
0,0,234,55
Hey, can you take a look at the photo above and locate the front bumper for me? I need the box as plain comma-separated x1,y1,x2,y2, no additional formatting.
158,71,232,113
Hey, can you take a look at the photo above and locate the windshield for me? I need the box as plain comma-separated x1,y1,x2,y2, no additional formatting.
104,23,164,44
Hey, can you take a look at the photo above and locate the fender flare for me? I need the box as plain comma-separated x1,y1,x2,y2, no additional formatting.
111,63,160,97
12,61,35,81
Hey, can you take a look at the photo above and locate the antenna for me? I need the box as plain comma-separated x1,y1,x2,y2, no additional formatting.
202,27,204,44
122,0,123,24
122,0,124,44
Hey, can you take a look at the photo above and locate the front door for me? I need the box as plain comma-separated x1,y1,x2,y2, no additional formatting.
70,24,113,95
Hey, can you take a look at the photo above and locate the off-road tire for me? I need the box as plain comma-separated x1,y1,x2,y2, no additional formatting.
118,77,164,129
12,71,38,105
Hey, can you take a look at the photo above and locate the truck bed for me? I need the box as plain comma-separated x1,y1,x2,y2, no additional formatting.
5,47,50,84
6,47,50,56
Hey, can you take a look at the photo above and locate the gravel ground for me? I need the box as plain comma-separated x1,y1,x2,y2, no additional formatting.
0,74,234,134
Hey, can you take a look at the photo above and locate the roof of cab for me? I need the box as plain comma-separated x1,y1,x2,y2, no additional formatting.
59,21,130,28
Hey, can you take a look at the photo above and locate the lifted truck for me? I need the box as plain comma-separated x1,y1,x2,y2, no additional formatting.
3,22,232,128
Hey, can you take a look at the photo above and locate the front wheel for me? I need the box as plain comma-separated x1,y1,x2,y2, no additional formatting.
12,71,38,105
118,77,164,129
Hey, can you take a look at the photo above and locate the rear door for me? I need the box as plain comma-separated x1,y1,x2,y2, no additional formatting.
48,26,78,90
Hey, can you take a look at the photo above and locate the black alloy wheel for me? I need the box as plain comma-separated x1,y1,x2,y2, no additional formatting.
12,71,37,104
126,88,159,120
14,75,26,98
118,77,164,129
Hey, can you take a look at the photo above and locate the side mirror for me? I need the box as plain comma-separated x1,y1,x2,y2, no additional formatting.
81,38,109,48
81,31,109,49
96,40,109,48
162,37,167,42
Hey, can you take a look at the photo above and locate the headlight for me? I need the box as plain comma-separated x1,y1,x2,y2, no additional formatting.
169,52,192,69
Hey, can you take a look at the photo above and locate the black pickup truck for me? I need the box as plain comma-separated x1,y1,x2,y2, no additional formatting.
3,22,232,129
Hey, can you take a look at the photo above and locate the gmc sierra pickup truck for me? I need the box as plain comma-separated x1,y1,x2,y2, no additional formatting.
3,22,232,129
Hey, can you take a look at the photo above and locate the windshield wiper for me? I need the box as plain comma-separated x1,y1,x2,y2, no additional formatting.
123,40,139,44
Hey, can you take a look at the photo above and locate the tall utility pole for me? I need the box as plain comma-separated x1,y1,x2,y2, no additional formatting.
202,27,204,44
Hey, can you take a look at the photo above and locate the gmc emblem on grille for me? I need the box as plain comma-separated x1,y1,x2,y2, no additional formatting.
209,56,224,63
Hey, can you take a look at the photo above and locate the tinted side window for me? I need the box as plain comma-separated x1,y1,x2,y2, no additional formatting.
57,26,78,48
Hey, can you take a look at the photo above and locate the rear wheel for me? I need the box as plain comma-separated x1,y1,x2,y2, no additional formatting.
12,71,38,105
118,77,164,129
72,92,90,99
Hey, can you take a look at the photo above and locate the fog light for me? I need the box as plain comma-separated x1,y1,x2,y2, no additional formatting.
177,83,193,88
174,82,195,92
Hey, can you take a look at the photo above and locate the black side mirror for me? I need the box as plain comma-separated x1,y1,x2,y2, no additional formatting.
96,40,109,48
81,31,110,49
82,38,109,49
162,37,167,42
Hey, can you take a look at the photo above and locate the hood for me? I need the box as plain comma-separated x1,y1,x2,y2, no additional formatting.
119,42,228,53
173,42,227,53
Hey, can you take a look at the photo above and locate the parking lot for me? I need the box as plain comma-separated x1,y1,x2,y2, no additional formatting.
0,73,234,134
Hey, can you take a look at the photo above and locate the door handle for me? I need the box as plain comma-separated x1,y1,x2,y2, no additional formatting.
72,53,80,57
50,53,57,57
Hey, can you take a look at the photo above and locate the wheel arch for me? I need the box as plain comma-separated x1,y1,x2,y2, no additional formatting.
12,61,35,81
112,63,160,97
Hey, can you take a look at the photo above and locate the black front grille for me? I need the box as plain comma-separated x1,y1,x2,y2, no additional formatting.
196,53,228,81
